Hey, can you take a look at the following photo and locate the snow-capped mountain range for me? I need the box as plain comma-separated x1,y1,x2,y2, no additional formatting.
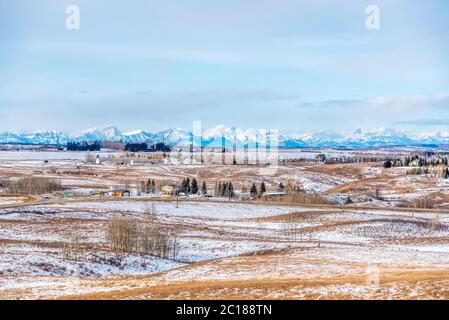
1,125,449,149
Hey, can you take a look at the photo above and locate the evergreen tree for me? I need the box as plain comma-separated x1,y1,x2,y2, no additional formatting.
217,182,222,197
186,178,191,194
222,182,228,197
214,182,219,197
259,182,266,195
404,157,410,166
180,178,190,194
279,182,285,191
202,181,208,195
151,180,156,193
180,179,185,193
228,182,235,198
344,196,352,205
250,183,258,197
191,178,199,194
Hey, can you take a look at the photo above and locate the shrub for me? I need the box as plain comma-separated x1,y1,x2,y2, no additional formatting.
406,167,429,176
264,192,331,205
2,176,63,195
62,237,85,262
143,202,157,221
107,220,178,260
412,196,437,209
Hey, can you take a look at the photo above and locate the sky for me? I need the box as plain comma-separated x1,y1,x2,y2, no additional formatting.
0,0,448,134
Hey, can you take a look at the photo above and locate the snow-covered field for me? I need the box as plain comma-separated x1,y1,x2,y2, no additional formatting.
1,198,449,299
0,150,117,161
2,150,449,299
0,197,26,206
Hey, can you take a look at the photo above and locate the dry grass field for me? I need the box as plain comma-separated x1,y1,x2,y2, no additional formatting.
1,150,449,300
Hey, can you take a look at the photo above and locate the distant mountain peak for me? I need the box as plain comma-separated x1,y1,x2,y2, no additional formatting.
123,129,145,136
1,125,449,149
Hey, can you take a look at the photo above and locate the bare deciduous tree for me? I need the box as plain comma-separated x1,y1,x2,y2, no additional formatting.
107,220,178,260
2,176,63,195
144,202,157,221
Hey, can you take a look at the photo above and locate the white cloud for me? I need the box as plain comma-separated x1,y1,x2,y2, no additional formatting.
298,94,449,110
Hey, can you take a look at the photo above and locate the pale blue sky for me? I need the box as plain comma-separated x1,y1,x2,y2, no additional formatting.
0,0,448,133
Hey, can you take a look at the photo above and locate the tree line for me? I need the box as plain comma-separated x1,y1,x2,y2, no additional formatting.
179,178,208,196
384,155,449,168
1,176,63,195
67,141,101,151
214,181,235,198
140,179,157,194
